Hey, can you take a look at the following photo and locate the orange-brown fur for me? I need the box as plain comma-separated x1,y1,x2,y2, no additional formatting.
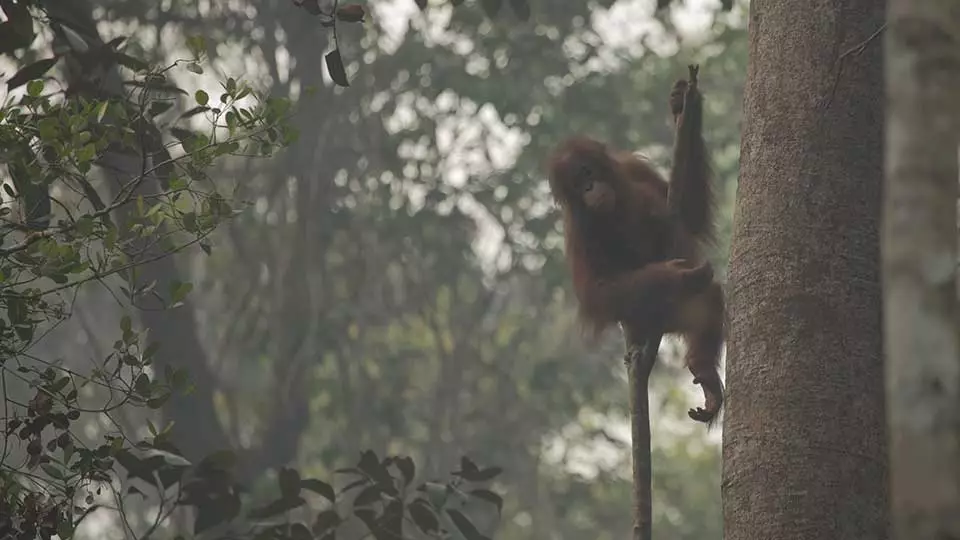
547,70,724,424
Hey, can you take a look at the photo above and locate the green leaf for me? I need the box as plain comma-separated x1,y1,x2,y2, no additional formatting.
186,35,206,59
409,499,439,534
180,105,211,119
455,464,502,482
182,212,198,232
57,517,74,540
104,36,128,50
169,280,193,304
301,478,336,502
225,110,238,131
144,447,191,468
76,143,96,162
50,376,70,394
195,89,209,106
6,57,57,91
186,62,203,74
312,510,340,535
148,101,175,117
41,463,64,480
124,79,187,95
340,477,369,494
134,373,150,396
146,393,170,409
59,25,89,52
115,449,165,484
357,450,396,493
458,456,479,475
26,79,43,96
94,101,109,122
116,53,149,72
145,203,163,219
170,127,196,146
104,225,118,249
446,509,489,540
194,494,241,533
395,456,415,486
37,117,58,140
325,49,349,87
352,484,382,507
468,489,503,515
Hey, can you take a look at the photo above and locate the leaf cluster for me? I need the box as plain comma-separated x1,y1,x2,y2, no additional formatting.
0,8,310,540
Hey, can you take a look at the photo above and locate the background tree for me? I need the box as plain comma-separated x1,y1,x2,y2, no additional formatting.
884,2,960,539
722,1,888,538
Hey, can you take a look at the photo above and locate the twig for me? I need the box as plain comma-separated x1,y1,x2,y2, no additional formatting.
824,23,887,110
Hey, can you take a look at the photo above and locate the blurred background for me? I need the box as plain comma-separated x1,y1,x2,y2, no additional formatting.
3,0,747,538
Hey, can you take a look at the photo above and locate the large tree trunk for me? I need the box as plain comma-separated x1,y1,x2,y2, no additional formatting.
884,2,960,539
722,1,888,539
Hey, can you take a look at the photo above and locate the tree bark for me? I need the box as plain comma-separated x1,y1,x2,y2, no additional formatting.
722,1,888,539
884,2,960,539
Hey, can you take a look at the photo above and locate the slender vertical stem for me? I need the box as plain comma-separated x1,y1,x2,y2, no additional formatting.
625,330,662,540
626,62,700,540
